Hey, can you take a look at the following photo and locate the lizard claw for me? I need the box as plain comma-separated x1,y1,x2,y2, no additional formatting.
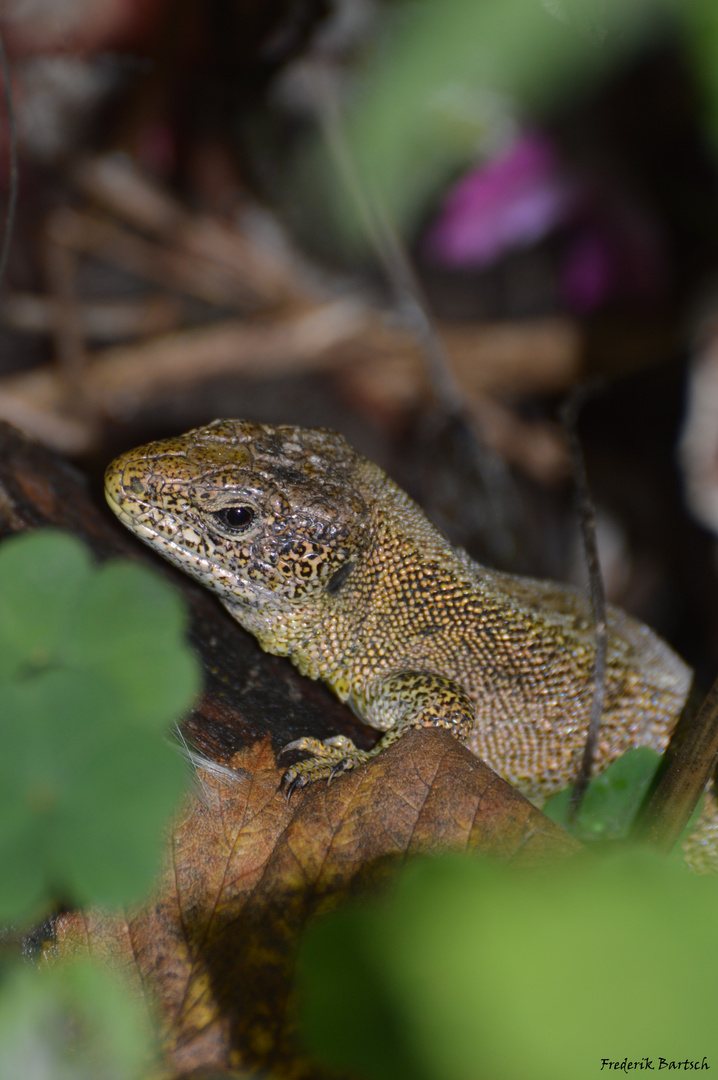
279,733,370,792
328,758,353,783
281,773,309,801
279,737,310,756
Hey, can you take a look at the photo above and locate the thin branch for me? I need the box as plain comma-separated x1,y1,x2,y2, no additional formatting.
561,387,608,822
633,681,718,852
309,64,518,562
310,66,463,414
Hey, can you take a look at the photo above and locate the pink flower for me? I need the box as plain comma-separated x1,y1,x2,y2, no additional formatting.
425,130,668,313
425,132,578,266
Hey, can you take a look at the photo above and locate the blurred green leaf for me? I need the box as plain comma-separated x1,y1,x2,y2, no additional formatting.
328,0,667,238
65,558,199,728
298,850,718,1080
0,530,201,920
0,530,93,681
544,746,661,841
0,957,156,1080
676,0,718,150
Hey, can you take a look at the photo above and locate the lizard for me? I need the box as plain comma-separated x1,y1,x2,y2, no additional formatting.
104,418,693,808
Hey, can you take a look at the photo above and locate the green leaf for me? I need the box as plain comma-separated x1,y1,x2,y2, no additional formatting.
298,851,718,1080
0,530,93,681
544,746,662,841
0,530,201,920
307,0,673,244
0,957,156,1080
676,0,718,152
65,558,201,728
0,666,190,914
0,817,48,924
51,725,189,906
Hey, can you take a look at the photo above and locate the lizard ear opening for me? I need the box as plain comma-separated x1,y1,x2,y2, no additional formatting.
326,560,355,595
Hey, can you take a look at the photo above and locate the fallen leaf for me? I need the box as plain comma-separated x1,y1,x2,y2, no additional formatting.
52,731,577,1077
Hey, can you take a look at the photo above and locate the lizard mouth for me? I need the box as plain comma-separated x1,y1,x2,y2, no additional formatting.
105,458,195,560
104,467,157,536
103,482,137,524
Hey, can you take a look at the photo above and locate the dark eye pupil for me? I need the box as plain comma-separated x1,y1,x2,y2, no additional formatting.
217,506,254,530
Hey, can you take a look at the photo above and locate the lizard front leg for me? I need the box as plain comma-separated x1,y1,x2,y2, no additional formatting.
281,671,475,794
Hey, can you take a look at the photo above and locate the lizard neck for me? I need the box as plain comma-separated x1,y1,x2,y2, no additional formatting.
222,466,460,695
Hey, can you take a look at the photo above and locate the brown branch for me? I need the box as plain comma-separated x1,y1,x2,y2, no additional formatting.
72,155,310,308
0,307,581,456
1,291,182,342
633,680,718,852
48,206,269,311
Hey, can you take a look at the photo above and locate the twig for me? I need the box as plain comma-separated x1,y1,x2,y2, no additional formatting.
0,390,90,454
310,64,519,562
72,156,309,308
310,65,463,413
1,291,182,341
47,206,261,311
633,682,718,853
561,387,608,822
0,304,580,464
0,300,367,422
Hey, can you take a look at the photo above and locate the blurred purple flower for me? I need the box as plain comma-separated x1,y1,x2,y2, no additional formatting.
425,130,668,313
425,132,577,266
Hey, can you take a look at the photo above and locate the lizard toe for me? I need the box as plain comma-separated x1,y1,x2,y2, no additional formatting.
280,733,371,792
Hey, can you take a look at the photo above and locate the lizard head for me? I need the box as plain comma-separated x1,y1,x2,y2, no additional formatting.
104,420,373,614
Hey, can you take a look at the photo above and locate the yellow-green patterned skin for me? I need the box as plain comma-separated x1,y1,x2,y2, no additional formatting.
104,419,692,803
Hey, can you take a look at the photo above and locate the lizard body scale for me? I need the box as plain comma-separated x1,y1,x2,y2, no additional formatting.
104,418,693,806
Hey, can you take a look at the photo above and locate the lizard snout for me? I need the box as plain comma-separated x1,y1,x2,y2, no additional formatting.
103,447,159,523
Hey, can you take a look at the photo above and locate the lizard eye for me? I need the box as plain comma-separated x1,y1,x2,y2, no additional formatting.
212,506,255,532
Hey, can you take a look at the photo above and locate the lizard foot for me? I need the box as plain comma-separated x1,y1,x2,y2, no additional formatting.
280,734,371,797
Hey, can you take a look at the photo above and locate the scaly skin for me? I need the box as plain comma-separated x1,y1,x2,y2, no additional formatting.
104,419,692,804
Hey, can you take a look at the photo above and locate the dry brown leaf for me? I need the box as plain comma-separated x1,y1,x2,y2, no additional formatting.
52,730,577,1078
